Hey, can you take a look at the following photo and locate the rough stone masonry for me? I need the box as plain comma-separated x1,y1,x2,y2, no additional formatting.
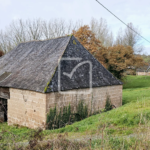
8,85,122,129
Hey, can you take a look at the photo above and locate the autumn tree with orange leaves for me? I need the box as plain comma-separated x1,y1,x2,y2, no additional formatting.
107,45,146,78
73,25,107,67
73,25,146,79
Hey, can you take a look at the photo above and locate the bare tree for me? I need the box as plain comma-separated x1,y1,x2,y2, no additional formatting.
26,19,43,41
0,19,83,53
42,19,83,39
90,17,114,47
115,28,125,46
0,19,143,55
0,31,14,53
115,23,143,54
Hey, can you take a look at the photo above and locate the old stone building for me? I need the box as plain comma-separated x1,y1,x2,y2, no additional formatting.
0,36,123,129
136,65,150,76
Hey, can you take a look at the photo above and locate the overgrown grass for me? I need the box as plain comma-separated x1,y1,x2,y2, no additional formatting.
0,123,32,143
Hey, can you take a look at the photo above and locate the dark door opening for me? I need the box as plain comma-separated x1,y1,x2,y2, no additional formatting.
0,98,7,122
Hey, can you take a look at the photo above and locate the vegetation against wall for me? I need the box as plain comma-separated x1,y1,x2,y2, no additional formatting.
104,95,113,112
46,100,88,130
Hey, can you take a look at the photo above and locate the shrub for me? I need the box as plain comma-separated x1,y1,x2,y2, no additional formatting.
105,95,113,112
76,100,88,121
46,104,72,130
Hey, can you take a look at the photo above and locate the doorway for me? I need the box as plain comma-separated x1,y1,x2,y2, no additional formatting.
0,98,7,122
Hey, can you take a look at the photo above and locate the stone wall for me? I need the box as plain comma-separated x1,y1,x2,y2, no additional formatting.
8,89,47,129
8,85,122,129
46,85,122,115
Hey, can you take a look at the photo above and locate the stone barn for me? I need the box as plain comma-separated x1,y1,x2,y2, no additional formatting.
136,65,150,76
0,35,122,129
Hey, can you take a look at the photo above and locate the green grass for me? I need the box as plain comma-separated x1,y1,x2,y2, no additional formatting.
0,123,33,143
123,75,150,89
123,75,150,104
1,75,150,145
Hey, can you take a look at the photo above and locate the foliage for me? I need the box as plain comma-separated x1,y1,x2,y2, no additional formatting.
76,100,88,121
72,25,107,68
105,95,112,112
115,23,143,54
90,17,114,47
107,45,146,79
73,25,146,79
141,54,150,63
46,101,88,130
46,105,71,130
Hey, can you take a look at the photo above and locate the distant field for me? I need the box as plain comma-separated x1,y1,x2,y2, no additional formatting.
1,75,150,149
123,75,150,89
123,75,150,104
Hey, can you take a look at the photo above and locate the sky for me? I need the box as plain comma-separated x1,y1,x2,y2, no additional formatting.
0,0,150,54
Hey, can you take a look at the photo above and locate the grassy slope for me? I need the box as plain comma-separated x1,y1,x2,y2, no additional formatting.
123,75,150,104
1,75,150,143
123,75,150,89
44,75,150,135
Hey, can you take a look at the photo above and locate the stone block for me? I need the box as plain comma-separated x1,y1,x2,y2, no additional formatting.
8,85,122,129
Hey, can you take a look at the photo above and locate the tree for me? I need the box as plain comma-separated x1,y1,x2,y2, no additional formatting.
106,45,146,79
90,18,114,47
0,19,83,53
72,25,107,67
73,25,146,79
115,23,143,54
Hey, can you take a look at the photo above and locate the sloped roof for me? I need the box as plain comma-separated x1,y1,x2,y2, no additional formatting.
46,36,122,92
0,36,122,93
0,36,71,92
136,65,150,72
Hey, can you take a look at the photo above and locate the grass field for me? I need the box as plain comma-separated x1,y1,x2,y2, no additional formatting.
1,75,150,149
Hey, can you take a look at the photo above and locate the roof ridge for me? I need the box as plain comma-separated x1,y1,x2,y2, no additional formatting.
43,35,72,93
19,35,73,44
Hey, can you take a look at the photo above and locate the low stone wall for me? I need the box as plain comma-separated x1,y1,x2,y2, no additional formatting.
8,85,122,129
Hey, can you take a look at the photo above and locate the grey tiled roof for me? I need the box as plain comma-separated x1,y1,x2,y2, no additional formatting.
0,36,122,93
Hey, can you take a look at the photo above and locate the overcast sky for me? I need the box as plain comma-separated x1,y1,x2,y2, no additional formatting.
0,0,150,54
